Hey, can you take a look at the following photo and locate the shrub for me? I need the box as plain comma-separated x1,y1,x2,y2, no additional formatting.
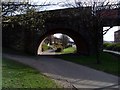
103,43,111,49
106,43,116,50
65,45,72,48
55,48,62,52
103,43,120,52
113,43,120,52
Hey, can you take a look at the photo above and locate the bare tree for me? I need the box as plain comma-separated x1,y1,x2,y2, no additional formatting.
60,34,69,49
2,0,57,16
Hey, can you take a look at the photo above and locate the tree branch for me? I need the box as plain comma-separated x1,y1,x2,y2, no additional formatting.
103,26,113,35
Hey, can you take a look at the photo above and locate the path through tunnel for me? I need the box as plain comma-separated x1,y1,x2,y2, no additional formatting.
37,33,77,55
35,28,89,55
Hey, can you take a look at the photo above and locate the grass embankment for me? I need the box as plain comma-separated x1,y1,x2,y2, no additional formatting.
62,47,76,54
61,52,120,77
2,58,59,88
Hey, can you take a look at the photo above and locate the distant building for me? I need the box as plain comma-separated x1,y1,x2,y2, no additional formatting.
114,30,120,43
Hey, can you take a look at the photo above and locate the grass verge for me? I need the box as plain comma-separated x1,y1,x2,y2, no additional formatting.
60,52,120,77
42,44,50,51
62,47,76,54
2,58,59,88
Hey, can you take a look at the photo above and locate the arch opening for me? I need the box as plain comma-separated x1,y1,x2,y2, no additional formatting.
37,33,77,55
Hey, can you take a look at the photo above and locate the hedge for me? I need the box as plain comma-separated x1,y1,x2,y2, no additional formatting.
103,43,120,52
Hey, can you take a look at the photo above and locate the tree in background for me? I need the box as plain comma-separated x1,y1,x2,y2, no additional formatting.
60,34,69,49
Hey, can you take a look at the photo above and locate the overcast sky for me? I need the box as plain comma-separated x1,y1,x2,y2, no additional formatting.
30,0,118,3
3,0,118,5
3,0,119,10
103,26,119,41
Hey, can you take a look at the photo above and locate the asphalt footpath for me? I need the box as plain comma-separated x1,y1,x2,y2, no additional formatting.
3,53,120,89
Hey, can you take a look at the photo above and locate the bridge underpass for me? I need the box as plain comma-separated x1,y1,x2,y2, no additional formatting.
2,4,120,55
2,3,120,89
37,29,88,55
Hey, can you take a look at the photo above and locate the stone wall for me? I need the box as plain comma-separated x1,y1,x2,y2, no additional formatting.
2,23,25,51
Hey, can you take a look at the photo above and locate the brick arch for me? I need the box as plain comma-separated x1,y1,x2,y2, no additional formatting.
35,28,89,55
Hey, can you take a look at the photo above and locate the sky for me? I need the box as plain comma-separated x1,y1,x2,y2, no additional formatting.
3,0,118,11
103,26,119,41
28,0,119,10
53,33,74,42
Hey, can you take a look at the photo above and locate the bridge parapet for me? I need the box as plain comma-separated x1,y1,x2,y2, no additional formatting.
96,9,119,19
96,4,120,26
40,7,92,19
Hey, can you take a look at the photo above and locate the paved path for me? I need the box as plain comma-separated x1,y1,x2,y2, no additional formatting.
40,49,57,55
103,49,120,55
3,53,119,89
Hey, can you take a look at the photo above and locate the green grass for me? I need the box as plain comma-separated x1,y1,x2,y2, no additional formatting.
62,47,76,54
61,52,120,77
2,58,59,88
42,44,50,51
